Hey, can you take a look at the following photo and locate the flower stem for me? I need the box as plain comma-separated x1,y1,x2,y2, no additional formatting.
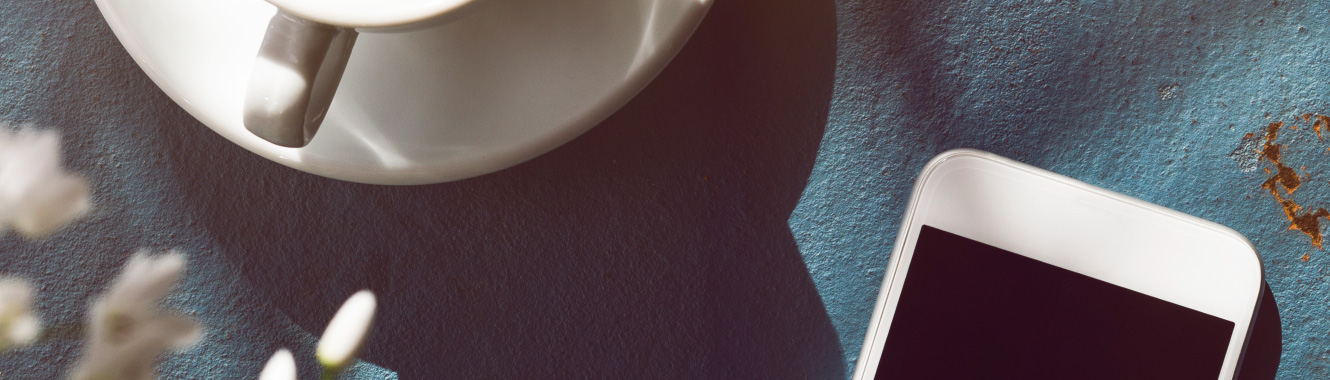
320,366,340,380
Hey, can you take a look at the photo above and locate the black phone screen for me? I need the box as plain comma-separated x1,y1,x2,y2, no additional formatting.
874,225,1235,380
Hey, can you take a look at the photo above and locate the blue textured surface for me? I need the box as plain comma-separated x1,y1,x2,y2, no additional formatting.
798,1,1323,378
0,0,1326,379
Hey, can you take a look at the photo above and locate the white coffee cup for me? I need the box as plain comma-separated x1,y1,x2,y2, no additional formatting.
244,0,483,147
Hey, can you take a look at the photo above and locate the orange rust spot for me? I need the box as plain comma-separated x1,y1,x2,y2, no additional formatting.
1302,113,1313,122
1257,120,1330,248
1314,115,1330,141
1260,150,1298,195
1302,253,1311,262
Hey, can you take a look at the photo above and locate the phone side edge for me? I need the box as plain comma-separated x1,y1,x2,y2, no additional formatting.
849,149,984,380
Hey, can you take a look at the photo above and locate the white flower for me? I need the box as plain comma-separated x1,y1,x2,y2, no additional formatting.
0,279,40,351
258,349,297,380
316,290,376,373
70,251,200,380
0,126,91,238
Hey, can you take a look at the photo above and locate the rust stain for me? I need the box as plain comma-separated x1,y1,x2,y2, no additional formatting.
1316,115,1330,141
1256,120,1330,249
1303,113,1330,140
1303,253,1311,262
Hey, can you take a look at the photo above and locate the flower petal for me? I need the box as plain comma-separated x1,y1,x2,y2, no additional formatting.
0,127,91,238
316,290,376,370
258,349,298,380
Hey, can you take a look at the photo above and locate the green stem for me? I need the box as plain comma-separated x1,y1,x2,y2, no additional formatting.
320,366,340,380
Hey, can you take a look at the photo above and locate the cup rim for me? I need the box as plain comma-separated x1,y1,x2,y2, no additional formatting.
265,0,476,28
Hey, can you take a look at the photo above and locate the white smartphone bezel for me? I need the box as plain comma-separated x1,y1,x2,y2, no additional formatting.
850,149,1264,380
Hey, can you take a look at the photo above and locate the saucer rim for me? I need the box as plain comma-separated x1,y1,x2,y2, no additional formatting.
94,0,713,185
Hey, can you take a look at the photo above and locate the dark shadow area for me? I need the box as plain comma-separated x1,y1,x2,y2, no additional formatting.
1238,281,1281,380
157,0,840,378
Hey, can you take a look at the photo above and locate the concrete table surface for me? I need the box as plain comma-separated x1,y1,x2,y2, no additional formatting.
0,0,1324,378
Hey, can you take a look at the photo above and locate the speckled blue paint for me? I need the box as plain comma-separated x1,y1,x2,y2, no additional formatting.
1,0,1325,378
794,0,1327,378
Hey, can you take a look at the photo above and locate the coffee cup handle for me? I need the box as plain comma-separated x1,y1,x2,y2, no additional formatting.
244,10,357,148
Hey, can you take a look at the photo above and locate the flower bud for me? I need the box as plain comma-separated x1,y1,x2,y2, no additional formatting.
258,349,297,380
316,290,376,372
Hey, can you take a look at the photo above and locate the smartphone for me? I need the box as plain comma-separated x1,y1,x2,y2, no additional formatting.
851,150,1263,380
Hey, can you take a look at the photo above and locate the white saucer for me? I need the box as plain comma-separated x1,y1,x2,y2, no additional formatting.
95,0,711,184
